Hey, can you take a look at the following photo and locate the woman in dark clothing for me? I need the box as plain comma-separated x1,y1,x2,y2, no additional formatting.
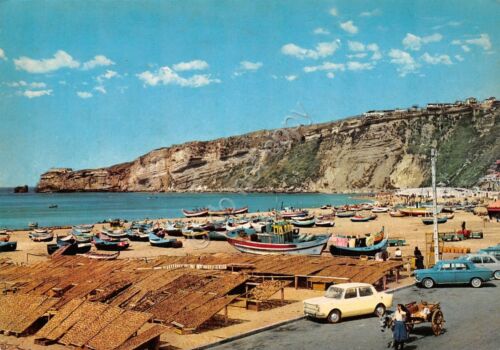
392,304,409,349
414,246,425,270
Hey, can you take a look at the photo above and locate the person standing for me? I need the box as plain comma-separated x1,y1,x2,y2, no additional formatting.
392,304,409,349
414,246,425,269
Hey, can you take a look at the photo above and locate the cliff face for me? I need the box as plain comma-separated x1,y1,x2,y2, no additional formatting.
36,99,500,193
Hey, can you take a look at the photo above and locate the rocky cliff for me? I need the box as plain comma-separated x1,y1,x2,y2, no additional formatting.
36,98,499,193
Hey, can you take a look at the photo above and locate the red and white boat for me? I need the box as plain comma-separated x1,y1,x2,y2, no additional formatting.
208,207,248,216
182,208,209,218
226,222,330,255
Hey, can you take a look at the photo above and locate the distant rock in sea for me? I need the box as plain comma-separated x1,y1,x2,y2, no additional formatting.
14,185,29,193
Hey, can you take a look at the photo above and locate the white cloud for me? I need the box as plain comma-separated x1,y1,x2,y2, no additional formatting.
96,70,118,83
326,72,335,79
0,48,7,61
432,21,461,30
402,33,442,51
340,21,358,34
465,33,492,50
329,7,338,17
303,61,345,73
461,45,470,52
348,41,365,52
367,43,382,60
94,86,107,94
77,91,93,99
360,9,381,17
281,40,340,60
285,75,298,81
82,55,114,70
137,66,220,88
239,61,263,71
347,53,367,59
14,50,80,73
421,53,452,65
388,49,419,76
172,60,209,71
347,61,374,71
23,89,52,98
313,27,330,35
7,81,46,89
455,54,464,62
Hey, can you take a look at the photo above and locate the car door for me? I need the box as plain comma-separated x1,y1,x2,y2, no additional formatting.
480,255,499,272
436,262,454,283
469,255,484,268
453,262,472,283
342,287,360,317
357,286,376,314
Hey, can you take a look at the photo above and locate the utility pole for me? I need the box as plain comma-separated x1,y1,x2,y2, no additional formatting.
431,148,439,263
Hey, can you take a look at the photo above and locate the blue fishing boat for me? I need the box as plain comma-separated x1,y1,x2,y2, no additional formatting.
291,219,316,227
93,236,129,251
148,233,179,247
422,217,448,225
0,241,17,252
329,231,388,257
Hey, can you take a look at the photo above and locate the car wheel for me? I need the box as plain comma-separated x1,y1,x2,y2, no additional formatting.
470,277,482,288
374,304,386,317
422,278,434,289
328,309,341,324
494,270,500,280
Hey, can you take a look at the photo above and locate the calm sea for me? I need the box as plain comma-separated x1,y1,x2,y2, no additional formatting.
0,188,366,229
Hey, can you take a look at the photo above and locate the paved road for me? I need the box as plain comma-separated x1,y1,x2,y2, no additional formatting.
213,281,500,350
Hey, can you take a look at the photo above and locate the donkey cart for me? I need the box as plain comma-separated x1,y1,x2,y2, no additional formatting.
403,301,445,336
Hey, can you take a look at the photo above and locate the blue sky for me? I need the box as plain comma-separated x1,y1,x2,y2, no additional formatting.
0,0,498,186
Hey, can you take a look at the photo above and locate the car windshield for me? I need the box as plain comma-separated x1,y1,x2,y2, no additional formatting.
325,287,343,299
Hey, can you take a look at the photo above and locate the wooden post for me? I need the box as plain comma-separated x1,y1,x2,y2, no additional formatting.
396,269,400,284
383,275,387,290
224,305,228,324
294,276,298,289
281,287,284,305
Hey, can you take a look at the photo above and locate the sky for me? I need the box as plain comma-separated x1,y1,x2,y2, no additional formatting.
0,0,498,186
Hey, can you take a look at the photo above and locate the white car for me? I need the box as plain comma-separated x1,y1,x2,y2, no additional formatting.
460,254,500,280
303,282,393,323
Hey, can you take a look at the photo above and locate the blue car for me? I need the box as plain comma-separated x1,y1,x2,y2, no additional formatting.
415,259,494,288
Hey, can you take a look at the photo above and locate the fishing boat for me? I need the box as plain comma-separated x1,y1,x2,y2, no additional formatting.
400,206,443,217
291,219,316,228
0,241,16,252
389,210,406,217
280,210,308,219
350,214,377,222
336,211,355,218
29,230,54,242
48,204,58,209
182,208,209,218
47,242,92,255
207,231,228,241
226,222,330,255
149,232,179,247
291,214,315,221
182,230,209,239
329,231,388,257
314,220,335,227
126,230,149,241
208,207,249,216
0,230,10,242
28,222,38,229
422,217,448,225
93,236,130,251
101,229,127,239
80,251,120,260
164,222,184,236
371,207,389,213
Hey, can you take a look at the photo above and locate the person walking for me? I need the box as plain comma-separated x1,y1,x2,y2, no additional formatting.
392,304,409,349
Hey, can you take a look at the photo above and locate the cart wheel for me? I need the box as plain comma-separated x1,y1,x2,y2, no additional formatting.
431,310,444,336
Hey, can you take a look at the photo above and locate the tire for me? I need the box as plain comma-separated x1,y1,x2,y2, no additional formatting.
494,270,500,280
374,303,386,317
422,278,434,289
328,309,341,324
470,277,482,288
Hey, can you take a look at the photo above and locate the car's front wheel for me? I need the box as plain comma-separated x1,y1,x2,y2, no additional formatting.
328,309,341,323
374,303,386,317
470,277,482,288
494,270,500,280
422,278,434,289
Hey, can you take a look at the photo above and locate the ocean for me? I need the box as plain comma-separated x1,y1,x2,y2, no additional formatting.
0,189,367,229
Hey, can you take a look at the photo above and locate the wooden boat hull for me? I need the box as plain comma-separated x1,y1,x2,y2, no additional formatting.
329,238,388,257
47,243,91,255
93,238,129,251
0,241,17,252
182,209,209,218
227,236,329,255
336,211,355,218
314,221,335,227
80,251,120,260
291,219,315,227
422,217,448,225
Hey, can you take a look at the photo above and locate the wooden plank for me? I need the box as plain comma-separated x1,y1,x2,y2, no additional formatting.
114,325,168,350
59,302,109,346
36,298,85,339
45,301,99,341
87,310,152,350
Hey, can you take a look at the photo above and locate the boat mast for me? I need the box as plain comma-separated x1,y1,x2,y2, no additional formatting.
431,148,439,263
